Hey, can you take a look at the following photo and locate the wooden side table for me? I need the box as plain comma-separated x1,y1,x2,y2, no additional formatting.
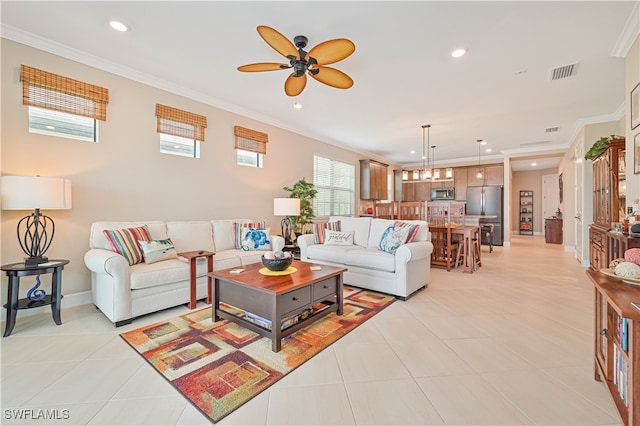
2,259,69,337
178,251,214,309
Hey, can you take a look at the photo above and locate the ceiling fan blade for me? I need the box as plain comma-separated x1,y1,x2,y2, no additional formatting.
310,66,353,89
257,25,298,59
308,39,355,65
284,72,307,97
237,62,289,72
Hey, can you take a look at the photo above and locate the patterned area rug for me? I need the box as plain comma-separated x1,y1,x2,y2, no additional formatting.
120,286,395,423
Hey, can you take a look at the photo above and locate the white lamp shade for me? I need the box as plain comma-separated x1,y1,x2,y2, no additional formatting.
1,176,72,210
273,197,300,216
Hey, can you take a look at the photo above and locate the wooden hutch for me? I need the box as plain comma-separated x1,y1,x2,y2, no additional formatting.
589,138,627,270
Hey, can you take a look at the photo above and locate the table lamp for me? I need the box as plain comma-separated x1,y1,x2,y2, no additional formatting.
273,197,300,245
1,175,72,266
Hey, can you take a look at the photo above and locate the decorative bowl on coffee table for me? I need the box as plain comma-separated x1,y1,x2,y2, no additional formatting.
261,255,293,271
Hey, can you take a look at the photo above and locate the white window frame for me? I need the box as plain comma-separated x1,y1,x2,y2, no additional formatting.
28,106,98,143
313,154,355,217
237,149,264,168
159,133,200,158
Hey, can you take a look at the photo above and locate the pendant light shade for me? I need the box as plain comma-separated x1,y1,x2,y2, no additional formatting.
476,139,484,179
421,124,430,180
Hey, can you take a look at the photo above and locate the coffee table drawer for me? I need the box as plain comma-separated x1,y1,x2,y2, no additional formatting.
313,278,336,300
278,286,311,314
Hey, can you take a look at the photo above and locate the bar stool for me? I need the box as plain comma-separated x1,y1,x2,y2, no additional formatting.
481,224,494,253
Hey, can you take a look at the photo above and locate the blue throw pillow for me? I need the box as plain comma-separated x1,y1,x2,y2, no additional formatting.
378,225,413,254
240,227,271,251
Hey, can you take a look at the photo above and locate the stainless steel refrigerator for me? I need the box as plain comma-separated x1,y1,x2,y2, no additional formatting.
466,185,504,246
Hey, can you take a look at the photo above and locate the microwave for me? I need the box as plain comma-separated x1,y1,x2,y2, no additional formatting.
431,187,455,200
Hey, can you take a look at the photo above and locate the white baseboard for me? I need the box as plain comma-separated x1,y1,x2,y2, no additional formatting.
1,291,92,321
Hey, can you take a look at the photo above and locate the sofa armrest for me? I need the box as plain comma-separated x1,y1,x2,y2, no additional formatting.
395,241,433,264
84,248,130,276
297,234,316,260
271,235,285,252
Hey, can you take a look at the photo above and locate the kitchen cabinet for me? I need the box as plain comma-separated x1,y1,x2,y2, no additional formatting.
484,164,504,185
454,168,467,200
467,167,485,187
360,159,388,200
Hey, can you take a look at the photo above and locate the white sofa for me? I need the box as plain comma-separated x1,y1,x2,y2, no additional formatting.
297,216,433,299
84,220,284,326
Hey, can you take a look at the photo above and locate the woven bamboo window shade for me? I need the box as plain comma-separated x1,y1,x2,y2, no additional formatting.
155,104,207,141
20,64,109,121
234,126,268,154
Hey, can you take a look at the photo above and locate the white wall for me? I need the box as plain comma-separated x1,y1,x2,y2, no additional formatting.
0,39,397,303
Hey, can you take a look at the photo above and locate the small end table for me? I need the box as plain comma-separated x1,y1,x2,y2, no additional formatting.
178,251,214,309
2,259,69,337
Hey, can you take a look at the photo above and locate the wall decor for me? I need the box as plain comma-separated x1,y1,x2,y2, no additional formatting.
559,173,563,203
635,133,640,174
632,82,640,130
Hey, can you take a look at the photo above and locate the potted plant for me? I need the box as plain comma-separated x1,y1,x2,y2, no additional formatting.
283,177,317,235
585,135,624,160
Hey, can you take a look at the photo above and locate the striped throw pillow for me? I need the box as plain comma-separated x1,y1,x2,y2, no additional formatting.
313,221,342,244
394,221,420,243
103,226,151,265
234,222,266,249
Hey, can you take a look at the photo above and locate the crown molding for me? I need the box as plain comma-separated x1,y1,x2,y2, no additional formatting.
566,102,625,144
611,2,640,58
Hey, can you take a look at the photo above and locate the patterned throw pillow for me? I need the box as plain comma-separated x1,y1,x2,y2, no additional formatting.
394,221,420,243
103,226,151,265
313,221,342,244
138,239,178,264
240,227,271,251
378,225,413,254
234,222,266,249
324,229,354,246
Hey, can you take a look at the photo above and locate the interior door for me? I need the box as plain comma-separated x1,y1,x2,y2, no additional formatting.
542,173,559,221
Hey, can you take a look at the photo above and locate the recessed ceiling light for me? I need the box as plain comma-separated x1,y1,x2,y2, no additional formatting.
485,148,492,153
451,48,467,58
293,101,302,109
109,20,129,32
531,162,537,167
410,150,416,155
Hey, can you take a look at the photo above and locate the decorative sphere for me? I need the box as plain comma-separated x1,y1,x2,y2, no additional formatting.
262,254,293,271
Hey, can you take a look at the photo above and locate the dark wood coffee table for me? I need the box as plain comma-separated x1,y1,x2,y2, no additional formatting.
209,260,346,352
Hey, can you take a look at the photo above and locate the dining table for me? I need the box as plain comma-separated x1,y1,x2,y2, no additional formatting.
429,224,481,273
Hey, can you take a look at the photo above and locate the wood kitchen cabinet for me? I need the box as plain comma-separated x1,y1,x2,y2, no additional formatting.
454,168,468,200
484,164,504,185
589,138,626,270
360,159,388,200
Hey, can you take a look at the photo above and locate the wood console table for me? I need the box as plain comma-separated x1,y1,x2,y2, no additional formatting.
586,269,640,425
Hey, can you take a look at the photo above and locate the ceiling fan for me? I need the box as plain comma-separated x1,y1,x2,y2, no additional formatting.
237,26,355,97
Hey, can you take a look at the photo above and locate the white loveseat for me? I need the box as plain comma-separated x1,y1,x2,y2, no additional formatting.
297,216,433,299
84,220,284,326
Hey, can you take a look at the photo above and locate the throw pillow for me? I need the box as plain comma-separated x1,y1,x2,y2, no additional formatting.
103,226,151,265
324,229,354,246
313,221,342,244
138,239,178,264
234,222,266,249
240,227,271,251
378,225,413,254
394,221,420,243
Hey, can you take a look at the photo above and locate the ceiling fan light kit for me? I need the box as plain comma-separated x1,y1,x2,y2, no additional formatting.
238,26,355,97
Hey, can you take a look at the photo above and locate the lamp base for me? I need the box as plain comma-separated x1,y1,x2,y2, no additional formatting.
24,256,49,267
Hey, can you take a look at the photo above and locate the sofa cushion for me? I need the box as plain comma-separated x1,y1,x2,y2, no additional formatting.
368,218,396,248
130,258,195,290
395,219,428,242
378,225,414,254
306,244,359,264
139,239,178,264
103,226,151,266
330,216,371,247
313,220,341,244
90,221,167,251
234,221,267,249
345,247,396,272
166,221,215,254
394,221,420,242
324,229,354,246
239,227,271,251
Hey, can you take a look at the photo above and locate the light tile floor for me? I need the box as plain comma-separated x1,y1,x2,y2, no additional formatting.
0,235,622,425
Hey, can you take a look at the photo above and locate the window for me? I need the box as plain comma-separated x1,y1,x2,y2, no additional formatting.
156,104,207,158
20,64,109,142
160,133,200,158
313,155,355,217
234,126,268,168
28,107,97,142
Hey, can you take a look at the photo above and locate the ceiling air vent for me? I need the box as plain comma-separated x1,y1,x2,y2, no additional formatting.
545,127,559,133
551,63,576,80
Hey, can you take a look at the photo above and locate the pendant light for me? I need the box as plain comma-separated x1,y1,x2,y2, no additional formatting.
431,145,440,180
476,139,484,179
422,124,431,180
445,167,453,178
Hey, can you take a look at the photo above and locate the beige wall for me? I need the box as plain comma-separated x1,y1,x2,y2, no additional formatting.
626,36,640,210
511,168,557,236
0,39,397,302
